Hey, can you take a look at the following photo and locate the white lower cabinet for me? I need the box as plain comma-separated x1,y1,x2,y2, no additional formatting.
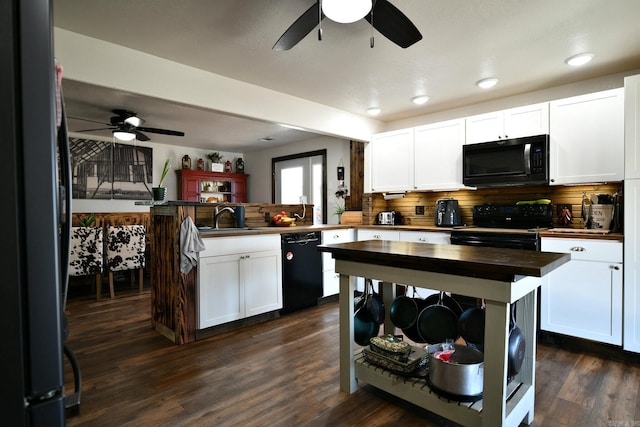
541,237,622,345
198,235,282,329
399,231,450,244
322,229,355,297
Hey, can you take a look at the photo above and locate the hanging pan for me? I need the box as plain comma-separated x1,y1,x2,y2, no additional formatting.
417,291,459,344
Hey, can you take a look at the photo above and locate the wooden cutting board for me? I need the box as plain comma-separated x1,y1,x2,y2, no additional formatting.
549,228,611,234
340,211,362,225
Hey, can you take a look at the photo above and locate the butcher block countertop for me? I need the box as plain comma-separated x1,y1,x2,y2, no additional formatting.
319,240,570,283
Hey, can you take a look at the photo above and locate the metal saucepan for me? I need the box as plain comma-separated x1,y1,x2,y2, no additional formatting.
507,302,526,377
390,286,419,329
364,279,385,325
458,298,486,346
427,343,484,401
417,292,459,344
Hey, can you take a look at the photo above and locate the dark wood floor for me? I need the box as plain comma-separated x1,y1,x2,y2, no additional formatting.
63,288,640,427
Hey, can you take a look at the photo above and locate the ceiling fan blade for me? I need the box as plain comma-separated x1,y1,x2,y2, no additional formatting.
74,127,114,132
137,126,185,137
273,1,323,50
365,0,422,48
68,116,111,126
134,131,150,142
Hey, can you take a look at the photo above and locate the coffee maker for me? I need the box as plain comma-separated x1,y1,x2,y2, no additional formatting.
435,198,462,227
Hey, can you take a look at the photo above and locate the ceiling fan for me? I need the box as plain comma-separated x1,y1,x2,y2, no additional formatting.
273,0,422,51
71,109,185,142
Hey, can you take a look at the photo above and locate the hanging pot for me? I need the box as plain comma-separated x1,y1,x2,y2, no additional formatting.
390,286,419,329
458,299,486,346
365,279,385,325
417,292,459,344
507,302,526,377
400,289,431,343
354,285,378,346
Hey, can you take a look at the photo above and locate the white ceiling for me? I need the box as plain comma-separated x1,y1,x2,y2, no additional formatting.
53,0,640,151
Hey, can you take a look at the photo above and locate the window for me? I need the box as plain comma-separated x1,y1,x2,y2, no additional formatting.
273,150,327,224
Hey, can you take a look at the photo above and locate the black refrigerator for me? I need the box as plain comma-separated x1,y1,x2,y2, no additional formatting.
1,0,72,425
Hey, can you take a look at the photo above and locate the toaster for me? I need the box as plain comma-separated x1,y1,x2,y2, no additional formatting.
378,211,396,225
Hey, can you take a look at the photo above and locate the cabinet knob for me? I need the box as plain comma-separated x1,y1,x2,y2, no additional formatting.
333,234,340,239
570,246,586,252
373,234,381,239
611,265,620,270
418,237,428,242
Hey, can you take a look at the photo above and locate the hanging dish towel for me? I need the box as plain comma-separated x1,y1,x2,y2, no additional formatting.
180,215,206,274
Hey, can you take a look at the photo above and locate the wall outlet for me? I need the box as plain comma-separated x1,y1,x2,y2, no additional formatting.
416,205,425,215
300,195,308,204
264,212,270,222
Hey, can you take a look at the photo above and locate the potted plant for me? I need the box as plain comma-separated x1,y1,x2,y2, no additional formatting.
333,188,348,223
207,152,224,172
152,158,171,201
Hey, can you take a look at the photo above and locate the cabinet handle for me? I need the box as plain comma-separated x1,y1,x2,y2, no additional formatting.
570,246,586,252
611,265,620,270
373,234,381,239
333,234,340,239
418,237,428,242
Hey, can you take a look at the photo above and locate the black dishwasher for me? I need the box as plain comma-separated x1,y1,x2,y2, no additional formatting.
281,231,323,313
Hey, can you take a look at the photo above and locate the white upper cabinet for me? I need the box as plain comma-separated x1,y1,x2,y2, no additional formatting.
465,103,549,144
413,119,466,191
549,88,624,185
370,128,414,192
625,74,640,179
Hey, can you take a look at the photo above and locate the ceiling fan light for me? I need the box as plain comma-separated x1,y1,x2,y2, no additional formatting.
124,115,142,127
322,0,372,23
367,107,381,116
476,78,499,89
565,53,594,67
411,95,430,105
113,130,136,141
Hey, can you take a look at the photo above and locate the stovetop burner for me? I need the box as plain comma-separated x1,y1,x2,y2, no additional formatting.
472,203,553,229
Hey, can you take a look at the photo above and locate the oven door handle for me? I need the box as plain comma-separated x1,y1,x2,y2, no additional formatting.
524,143,531,175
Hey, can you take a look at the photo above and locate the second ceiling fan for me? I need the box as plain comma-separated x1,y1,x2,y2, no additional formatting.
73,109,185,142
273,0,422,51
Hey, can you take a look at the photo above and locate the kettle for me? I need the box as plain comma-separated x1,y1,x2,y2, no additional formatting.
435,198,462,227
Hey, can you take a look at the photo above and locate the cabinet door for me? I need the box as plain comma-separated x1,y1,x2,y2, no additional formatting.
321,229,355,297
230,176,247,202
243,249,282,317
625,74,640,179
465,110,504,144
549,88,624,185
503,103,549,138
541,238,623,345
414,119,465,190
198,254,243,328
399,231,450,244
624,180,640,352
370,128,414,192
182,176,201,202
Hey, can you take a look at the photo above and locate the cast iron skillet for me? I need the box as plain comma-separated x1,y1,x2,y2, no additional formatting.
416,292,460,344
364,279,385,325
508,302,526,377
353,286,379,346
458,299,485,345
390,286,419,329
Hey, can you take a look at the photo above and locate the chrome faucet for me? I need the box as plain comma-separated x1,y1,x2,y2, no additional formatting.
214,205,235,229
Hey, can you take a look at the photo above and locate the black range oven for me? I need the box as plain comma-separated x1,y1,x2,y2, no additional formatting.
450,203,553,311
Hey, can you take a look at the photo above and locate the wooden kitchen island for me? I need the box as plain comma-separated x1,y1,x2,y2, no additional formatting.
319,240,570,427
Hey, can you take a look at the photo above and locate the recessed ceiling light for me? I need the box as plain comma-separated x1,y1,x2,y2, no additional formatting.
476,78,499,89
367,107,381,116
565,53,594,67
411,95,430,105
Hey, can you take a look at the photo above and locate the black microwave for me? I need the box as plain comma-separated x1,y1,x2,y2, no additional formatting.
462,134,549,188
